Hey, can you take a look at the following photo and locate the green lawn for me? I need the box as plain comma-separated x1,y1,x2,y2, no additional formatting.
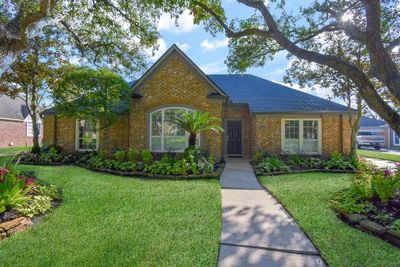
259,173,400,267
358,149,400,162
0,146,30,154
0,160,221,266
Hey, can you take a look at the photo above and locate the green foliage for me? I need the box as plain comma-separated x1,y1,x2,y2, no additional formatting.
390,220,400,234
370,171,399,203
253,149,269,163
171,111,223,146
38,147,63,163
114,150,126,163
141,150,153,166
53,68,130,145
256,155,290,173
98,149,107,160
325,152,355,170
0,166,31,213
116,162,136,172
144,148,216,176
128,148,140,162
16,195,52,218
288,155,306,165
331,188,370,214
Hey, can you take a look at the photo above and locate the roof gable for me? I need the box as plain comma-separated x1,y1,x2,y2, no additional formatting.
131,44,227,97
0,95,29,120
360,116,387,127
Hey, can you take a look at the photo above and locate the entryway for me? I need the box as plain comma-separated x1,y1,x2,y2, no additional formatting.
226,120,242,157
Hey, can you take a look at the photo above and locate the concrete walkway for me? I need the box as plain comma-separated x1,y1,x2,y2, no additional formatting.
363,157,398,169
218,159,325,267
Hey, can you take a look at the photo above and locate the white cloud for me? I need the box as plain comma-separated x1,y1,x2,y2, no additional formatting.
200,38,229,51
157,10,197,34
176,42,190,52
200,60,227,74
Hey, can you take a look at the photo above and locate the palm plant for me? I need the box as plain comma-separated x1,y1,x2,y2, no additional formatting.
172,111,224,147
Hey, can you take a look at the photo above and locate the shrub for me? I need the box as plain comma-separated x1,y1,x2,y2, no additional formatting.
324,152,354,170
38,147,63,163
288,155,306,166
390,219,400,234
331,188,370,214
371,169,399,203
116,162,136,172
128,148,140,162
141,150,153,165
253,149,269,163
0,166,32,213
114,150,126,163
98,149,107,160
256,155,290,173
16,195,52,217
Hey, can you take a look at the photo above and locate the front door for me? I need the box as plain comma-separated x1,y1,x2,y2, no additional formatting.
227,120,242,155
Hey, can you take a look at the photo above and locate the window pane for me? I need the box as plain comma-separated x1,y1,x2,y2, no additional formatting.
284,140,300,154
303,120,318,140
164,108,185,136
151,137,162,151
285,120,299,139
303,140,318,153
165,136,186,151
394,132,400,145
78,119,98,150
151,111,162,136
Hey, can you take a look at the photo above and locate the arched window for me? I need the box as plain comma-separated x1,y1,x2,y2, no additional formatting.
149,107,198,152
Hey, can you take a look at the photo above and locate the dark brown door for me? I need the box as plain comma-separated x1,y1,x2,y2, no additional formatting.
227,121,242,155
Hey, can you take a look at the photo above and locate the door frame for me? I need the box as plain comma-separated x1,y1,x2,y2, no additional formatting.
224,119,244,157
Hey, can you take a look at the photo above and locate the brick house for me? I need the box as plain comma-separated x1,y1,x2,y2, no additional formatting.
0,95,42,148
42,45,355,159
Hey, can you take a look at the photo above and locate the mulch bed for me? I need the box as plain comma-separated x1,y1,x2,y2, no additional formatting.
17,161,225,180
254,168,356,176
333,194,400,248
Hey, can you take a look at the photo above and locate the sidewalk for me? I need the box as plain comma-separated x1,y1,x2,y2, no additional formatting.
218,159,325,267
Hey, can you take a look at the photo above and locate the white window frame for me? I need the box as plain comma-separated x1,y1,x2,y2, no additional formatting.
26,121,33,137
149,107,199,152
281,119,322,155
393,130,400,146
75,119,99,151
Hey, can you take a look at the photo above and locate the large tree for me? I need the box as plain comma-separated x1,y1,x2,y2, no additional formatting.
0,32,70,153
53,68,131,150
0,0,184,75
188,0,400,134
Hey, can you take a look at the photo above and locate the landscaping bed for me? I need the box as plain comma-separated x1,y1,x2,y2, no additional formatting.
0,165,62,241
331,163,400,248
17,146,224,179
252,150,357,176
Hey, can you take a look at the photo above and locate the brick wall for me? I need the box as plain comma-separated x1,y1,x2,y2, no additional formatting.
0,119,42,148
223,105,253,157
253,114,353,157
129,51,225,159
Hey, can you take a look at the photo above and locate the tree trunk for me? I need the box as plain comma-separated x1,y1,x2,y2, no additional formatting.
31,114,41,154
188,132,197,147
348,93,362,157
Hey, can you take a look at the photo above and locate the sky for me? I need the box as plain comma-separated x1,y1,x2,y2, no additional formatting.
146,0,335,101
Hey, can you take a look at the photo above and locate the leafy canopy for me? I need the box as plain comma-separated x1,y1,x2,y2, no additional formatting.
53,68,130,128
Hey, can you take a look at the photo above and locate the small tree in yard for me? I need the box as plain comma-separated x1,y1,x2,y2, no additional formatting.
172,111,224,148
0,34,69,153
53,68,130,150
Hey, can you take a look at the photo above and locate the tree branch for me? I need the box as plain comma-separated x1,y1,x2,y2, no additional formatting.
385,36,400,52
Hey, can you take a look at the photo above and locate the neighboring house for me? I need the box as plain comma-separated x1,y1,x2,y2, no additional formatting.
360,116,400,150
42,45,355,159
0,95,42,148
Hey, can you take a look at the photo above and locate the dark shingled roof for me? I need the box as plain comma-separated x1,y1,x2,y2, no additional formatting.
207,74,351,113
130,74,352,114
360,116,387,127
0,95,29,120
